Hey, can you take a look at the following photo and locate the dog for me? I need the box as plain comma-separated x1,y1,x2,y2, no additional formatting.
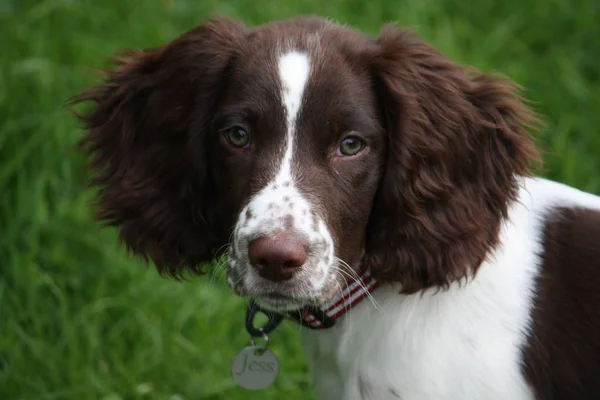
71,16,600,400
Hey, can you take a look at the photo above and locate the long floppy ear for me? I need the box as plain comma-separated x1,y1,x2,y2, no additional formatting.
69,17,248,278
364,25,542,293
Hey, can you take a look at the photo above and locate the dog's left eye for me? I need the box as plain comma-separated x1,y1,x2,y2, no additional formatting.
338,136,365,156
223,126,250,148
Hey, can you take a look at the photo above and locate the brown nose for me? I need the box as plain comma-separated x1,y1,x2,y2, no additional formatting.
248,231,308,282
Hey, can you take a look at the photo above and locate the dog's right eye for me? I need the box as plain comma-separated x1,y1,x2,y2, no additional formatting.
223,126,250,148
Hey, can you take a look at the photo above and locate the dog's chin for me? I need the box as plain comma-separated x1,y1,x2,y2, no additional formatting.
248,280,343,313
226,265,345,313
226,275,315,312
253,295,308,312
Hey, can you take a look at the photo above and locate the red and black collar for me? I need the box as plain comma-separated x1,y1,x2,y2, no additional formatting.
246,269,379,337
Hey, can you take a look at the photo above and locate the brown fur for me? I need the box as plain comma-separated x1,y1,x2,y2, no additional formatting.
364,26,542,292
523,207,600,399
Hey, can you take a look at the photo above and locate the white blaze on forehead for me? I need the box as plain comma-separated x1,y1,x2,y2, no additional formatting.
276,51,311,182
228,49,336,302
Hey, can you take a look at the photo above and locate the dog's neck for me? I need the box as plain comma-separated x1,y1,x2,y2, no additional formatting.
246,269,380,336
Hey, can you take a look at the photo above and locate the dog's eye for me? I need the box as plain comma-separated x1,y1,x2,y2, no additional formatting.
338,136,365,156
223,126,250,148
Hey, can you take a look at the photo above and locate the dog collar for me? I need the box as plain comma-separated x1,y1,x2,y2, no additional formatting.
245,269,379,337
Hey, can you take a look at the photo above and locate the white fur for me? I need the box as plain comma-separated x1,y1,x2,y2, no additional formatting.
228,51,336,311
277,51,310,182
301,177,600,400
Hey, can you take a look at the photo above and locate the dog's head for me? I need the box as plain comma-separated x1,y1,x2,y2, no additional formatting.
72,16,540,312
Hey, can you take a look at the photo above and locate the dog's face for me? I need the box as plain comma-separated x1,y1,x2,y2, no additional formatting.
72,16,539,309
208,26,385,311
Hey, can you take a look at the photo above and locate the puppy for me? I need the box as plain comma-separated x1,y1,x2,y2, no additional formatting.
72,16,600,400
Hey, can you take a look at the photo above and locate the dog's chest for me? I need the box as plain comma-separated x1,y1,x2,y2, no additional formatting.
299,283,536,400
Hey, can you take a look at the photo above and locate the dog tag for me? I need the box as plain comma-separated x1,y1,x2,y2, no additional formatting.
231,345,279,390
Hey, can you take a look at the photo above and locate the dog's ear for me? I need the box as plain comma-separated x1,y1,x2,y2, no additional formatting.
364,25,542,293
69,17,248,278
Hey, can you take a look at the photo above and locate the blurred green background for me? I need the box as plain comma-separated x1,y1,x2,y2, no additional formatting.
1,0,599,399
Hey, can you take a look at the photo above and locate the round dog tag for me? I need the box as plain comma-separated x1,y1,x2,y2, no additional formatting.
231,346,279,390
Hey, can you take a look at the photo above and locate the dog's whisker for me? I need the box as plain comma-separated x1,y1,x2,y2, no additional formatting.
332,260,382,313
331,264,353,317
209,251,229,287
334,266,378,313
204,255,231,322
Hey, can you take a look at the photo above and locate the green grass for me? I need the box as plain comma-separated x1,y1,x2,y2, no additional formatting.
1,0,599,398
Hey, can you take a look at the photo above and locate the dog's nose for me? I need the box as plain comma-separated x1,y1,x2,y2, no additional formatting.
248,231,308,282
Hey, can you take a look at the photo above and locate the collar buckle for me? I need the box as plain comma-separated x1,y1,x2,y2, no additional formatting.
245,300,284,337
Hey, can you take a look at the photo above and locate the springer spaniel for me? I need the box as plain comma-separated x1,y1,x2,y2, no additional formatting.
71,16,600,400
